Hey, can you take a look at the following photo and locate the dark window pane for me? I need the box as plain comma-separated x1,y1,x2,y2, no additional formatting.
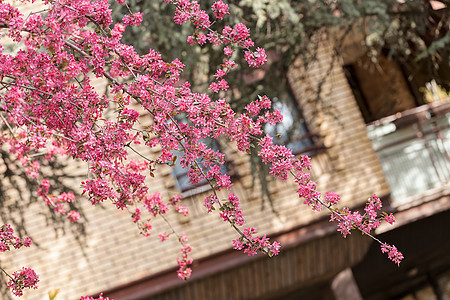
265,95,314,155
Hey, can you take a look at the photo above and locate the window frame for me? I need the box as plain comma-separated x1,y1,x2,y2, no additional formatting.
266,89,325,156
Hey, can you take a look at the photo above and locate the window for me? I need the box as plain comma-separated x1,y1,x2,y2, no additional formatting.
344,54,420,123
170,91,321,195
265,92,322,155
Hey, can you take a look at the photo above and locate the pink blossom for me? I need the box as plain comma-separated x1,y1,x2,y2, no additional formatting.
25,161,40,179
209,78,229,93
54,203,66,215
22,237,32,247
158,232,171,242
324,191,340,205
176,204,189,216
216,174,232,190
143,192,168,216
37,179,50,197
218,193,245,226
111,23,125,39
244,48,268,68
197,33,207,45
67,210,81,223
187,35,195,45
177,233,193,280
223,46,233,56
381,243,404,265
1,224,33,253
132,208,141,223
232,238,244,250
140,222,152,237
233,227,280,257
169,194,182,206
207,31,223,45
211,1,230,19
82,178,114,205
57,192,75,203
269,242,281,257
204,194,218,213
122,12,143,26
214,69,227,79
364,195,382,220
81,293,110,300
384,213,396,225
232,23,250,41
224,60,237,68
7,267,39,297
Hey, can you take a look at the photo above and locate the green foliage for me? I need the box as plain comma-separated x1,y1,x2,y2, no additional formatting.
417,30,450,61
112,0,449,102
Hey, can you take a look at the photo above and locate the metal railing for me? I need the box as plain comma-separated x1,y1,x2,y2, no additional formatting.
367,102,450,205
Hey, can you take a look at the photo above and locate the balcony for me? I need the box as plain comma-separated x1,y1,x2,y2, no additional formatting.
367,101,450,206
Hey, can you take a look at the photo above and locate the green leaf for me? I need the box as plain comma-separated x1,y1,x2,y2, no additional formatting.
416,31,450,61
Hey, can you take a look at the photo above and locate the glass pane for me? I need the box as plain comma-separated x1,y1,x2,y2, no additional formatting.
265,96,313,154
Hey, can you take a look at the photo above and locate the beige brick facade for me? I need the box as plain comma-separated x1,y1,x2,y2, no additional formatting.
1,34,389,299
2,1,449,300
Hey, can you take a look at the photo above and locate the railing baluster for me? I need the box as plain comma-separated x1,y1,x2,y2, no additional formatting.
367,103,450,205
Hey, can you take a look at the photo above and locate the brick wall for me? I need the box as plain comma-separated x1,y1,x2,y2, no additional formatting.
1,2,390,299
287,41,390,207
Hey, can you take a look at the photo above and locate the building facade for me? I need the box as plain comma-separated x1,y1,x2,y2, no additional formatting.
1,1,449,300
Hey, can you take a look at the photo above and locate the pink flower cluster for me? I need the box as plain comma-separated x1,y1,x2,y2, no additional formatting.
122,12,143,27
169,0,266,68
244,48,268,68
327,196,403,264
204,194,219,213
25,161,40,179
211,1,230,20
132,208,142,223
6,267,39,297
209,78,229,93
128,193,187,237
245,95,272,116
259,135,295,181
1,226,37,296
381,243,404,266
37,180,80,223
81,293,111,300
219,193,245,226
330,195,394,237
158,232,171,242
67,210,81,223
139,222,152,237
232,227,280,257
168,0,211,28
0,224,32,252
143,192,169,217
177,232,193,280
0,0,405,295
